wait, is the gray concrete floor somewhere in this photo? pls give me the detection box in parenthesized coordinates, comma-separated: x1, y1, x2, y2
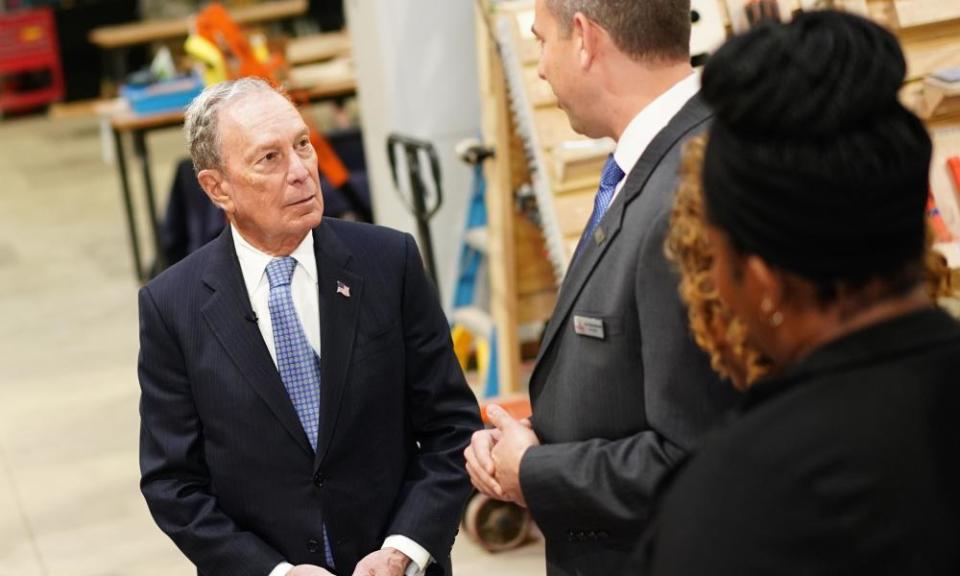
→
(0, 111, 544, 576)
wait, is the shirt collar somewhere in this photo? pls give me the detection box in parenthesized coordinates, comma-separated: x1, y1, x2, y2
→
(231, 225, 317, 296)
(613, 71, 701, 176)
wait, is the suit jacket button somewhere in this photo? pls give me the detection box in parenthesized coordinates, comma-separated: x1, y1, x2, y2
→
(566, 530, 576, 542)
(313, 472, 325, 487)
(587, 530, 597, 541)
(307, 538, 321, 553)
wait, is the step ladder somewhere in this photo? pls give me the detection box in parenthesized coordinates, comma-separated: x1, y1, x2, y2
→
(450, 138, 499, 398)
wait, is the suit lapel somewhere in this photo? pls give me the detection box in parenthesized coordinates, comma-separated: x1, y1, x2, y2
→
(312, 222, 363, 468)
(200, 228, 315, 457)
(532, 95, 713, 391)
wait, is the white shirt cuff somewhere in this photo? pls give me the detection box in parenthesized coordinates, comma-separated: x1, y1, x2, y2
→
(268, 562, 294, 576)
(382, 535, 432, 576)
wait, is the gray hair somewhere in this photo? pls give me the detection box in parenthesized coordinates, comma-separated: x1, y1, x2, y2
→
(183, 77, 278, 172)
(546, 0, 691, 62)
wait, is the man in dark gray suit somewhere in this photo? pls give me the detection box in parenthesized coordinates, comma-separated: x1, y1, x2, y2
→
(465, 1, 739, 574)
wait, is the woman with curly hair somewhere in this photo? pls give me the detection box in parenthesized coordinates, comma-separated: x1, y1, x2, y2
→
(630, 10, 960, 575)
(666, 135, 958, 390)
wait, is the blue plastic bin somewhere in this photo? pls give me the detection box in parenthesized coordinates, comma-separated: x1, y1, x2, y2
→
(121, 75, 203, 116)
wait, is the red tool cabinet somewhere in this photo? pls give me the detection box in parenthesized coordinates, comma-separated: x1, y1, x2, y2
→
(0, 8, 64, 114)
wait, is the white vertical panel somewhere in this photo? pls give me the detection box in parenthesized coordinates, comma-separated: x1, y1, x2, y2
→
(344, 0, 481, 311)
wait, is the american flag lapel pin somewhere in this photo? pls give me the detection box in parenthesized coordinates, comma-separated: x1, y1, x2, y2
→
(336, 280, 351, 298)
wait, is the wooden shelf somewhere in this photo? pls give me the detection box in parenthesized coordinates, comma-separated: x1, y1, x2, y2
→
(89, 0, 307, 49)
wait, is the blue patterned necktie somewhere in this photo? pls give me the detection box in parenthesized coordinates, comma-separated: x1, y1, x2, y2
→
(574, 154, 625, 261)
(266, 256, 322, 451)
(266, 256, 335, 568)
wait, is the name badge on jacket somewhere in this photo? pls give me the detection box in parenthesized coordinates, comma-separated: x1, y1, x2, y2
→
(573, 315, 605, 340)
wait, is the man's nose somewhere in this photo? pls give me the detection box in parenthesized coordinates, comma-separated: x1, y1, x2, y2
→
(287, 150, 311, 184)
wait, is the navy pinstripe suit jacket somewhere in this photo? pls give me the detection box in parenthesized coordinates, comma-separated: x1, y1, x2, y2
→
(138, 219, 481, 576)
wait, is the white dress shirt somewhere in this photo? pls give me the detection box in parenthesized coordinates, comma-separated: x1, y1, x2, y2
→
(231, 226, 431, 576)
(610, 71, 701, 202)
(233, 226, 321, 362)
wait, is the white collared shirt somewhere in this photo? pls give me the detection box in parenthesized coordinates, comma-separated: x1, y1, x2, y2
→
(610, 71, 701, 202)
(232, 225, 321, 363)
(231, 227, 431, 576)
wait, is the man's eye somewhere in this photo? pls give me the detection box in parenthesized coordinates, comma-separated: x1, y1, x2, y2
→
(262, 152, 277, 162)
(298, 138, 311, 149)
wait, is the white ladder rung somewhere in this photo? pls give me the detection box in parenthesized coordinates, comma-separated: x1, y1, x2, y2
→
(464, 227, 489, 254)
(451, 306, 494, 338)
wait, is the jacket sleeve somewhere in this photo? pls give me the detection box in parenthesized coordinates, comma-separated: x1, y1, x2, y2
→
(383, 234, 483, 572)
(138, 286, 284, 576)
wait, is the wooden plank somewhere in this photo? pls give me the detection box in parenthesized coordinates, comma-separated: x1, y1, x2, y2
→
(552, 192, 594, 237)
(554, 176, 604, 196)
(518, 289, 558, 324)
(47, 97, 114, 119)
(111, 108, 184, 132)
(296, 76, 357, 100)
(892, 0, 960, 29)
(517, 258, 556, 295)
(550, 142, 610, 185)
(533, 107, 585, 150)
(509, 7, 539, 65)
(523, 66, 556, 107)
(515, 217, 557, 296)
(90, 0, 307, 49)
(286, 31, 351, 65)
(478, 0, 522, 394)
(905, 77, 960, 121)
(896, 19, 960, 81)
(864, 0, 899, 28)
(834, 0, 871, 17)
(287, 59, 355, 89)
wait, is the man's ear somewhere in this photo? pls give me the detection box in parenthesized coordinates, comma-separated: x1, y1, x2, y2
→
(197, 168, 233, 215)
(571, 12, 597, 70)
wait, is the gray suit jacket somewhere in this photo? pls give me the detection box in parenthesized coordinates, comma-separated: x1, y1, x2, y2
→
(518, 94, 740, 576)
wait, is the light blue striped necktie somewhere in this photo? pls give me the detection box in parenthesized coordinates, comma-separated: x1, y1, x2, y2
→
(573, 154, 625, 261)
(266, 256, 335, 569)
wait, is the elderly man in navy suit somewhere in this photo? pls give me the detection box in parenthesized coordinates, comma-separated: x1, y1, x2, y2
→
(138, 77, 481, 576)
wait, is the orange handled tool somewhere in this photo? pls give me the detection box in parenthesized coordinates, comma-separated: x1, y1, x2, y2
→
(927, 190, 954, 243)
(948, 156, 960, 193)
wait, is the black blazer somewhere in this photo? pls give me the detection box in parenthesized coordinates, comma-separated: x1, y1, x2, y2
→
(637, 308, 960, 575)
(518, 94, 740, 576)
(138, 219, 482, 576)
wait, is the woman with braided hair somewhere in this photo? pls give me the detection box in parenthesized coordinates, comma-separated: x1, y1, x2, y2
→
(629, 10, 960, 575)
(665, 134, 958, 390)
